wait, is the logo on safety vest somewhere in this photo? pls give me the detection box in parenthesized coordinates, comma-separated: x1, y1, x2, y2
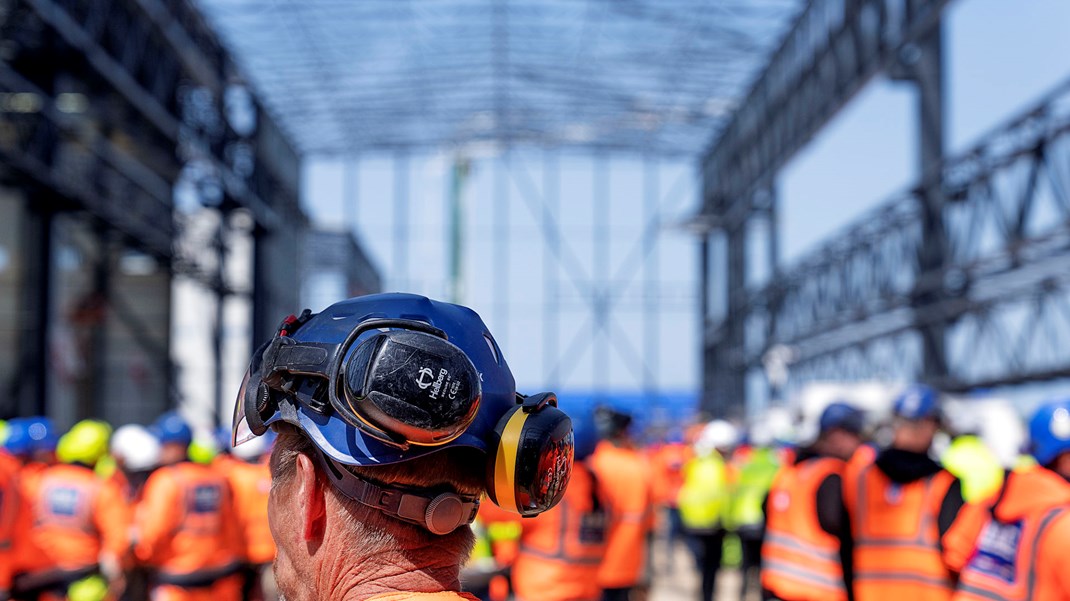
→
(772, 491, 790, 512)
(885, 484, 903, 505)
(969, 520, 1023, 584)
(190, 485, 222, 514)
(47, 487, 81, 517)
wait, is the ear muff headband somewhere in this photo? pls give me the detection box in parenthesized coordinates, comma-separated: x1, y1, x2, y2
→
(237, 315, 481, 449)
(492, 407, 529, 514)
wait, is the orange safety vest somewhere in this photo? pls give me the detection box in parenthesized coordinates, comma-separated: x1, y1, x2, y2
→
(588, 442, 653, 589)
(218, 457, 275, 565)
(950, 468, 1070, 601)
(32, 463, 131, 570)
(135, 461, 242, 582)
(761, 456, 847, 601)
(651, 443, 690, 508)
(512, 464, 607, 601)
(843, 461, 956, 601)
(0, 456, 19, 593)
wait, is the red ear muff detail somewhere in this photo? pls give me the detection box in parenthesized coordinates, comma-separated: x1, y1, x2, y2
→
(486, 393, 574, 517)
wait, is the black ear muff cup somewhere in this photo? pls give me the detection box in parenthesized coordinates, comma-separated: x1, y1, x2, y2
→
(341, 330, 482, 446)
(486, 402, 574, 516)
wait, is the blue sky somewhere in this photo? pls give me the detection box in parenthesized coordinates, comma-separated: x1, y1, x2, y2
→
(302, 0, 1070, 406)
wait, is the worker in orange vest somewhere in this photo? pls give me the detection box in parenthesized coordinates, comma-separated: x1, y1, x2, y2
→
(589, 407, 652, 601)
(108, 424, 162, 504)
(21, 420, 130, 601)
(3, 417, 57, 495)
(944, 398, 1070, 601)
(135, 412, 242, 601)
(103, 425, 161, 601)
(650, 429, 690, 573)
(512, 409, 607, 601)
(0, 444, 22, 601)
(218, 431, 276, 601)
(761, 402, 866, 601)
(842, 385, 966, 601)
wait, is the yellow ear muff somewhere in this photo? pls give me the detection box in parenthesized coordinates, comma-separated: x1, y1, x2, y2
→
(491, 406, 529, 514)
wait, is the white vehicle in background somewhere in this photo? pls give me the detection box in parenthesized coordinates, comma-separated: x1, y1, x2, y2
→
(755, 381, 1026, 467)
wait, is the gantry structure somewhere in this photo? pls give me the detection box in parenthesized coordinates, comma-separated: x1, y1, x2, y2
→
(5, 0, 1063, 422)
(698, 0, 1070, 415)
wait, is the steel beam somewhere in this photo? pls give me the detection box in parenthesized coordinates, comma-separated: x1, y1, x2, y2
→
(739, 79, 1070, 395)
(701, 0, 952, 226)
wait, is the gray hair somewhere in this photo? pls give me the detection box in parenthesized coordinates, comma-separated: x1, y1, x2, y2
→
(268, 425, 481, 562)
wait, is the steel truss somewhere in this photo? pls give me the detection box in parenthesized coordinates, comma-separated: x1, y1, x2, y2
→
(701, 0, 950, 224)
(699, 0, 958, 414)
(194, 0, 800, 156)
(739, 80, 1070, 395)
(0, 0, 307, 417)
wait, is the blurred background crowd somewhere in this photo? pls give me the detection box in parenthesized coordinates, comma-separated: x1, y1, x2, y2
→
(1, 0, 1069, 599)
(0, 378, 1052, 601)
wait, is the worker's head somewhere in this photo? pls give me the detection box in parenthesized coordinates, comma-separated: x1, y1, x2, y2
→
(57, 419, 112, 467)
(891, 385, 942, 454)
(111, 424, 161, 473)
(571, 408, 599, 462)
(151, 411, 193, 466)
(231, 294, 573, 601)
(817, 402, 865, 461)
(694, 419, 739, 457)
(1029, 398, 1070, 480)
(594, 406, 633, 446)
(3, 416, 58, 465)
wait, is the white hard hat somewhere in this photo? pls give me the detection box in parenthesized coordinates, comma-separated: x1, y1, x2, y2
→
(749, 422, 775, 448)
(695, 420, 739, 455)
(111, 424, 161, 472)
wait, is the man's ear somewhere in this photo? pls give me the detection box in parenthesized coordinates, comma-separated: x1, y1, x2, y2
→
(294, 452, 327, 543)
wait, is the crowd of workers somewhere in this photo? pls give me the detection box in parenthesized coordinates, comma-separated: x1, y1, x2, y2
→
(0, 412, 274, 601)
(4, 387, 1070, 601)
(464, 385, 1070, 601)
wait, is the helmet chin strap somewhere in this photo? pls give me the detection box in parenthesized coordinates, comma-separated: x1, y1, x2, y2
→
(313, 450, 480, 536)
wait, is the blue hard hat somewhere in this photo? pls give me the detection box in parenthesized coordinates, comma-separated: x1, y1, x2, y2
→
(4, 417, 58, 456)
(151, 411, 193, 446)
(1029, 398, 1070, 466)
(215, 425, 230, 450)
(569, 408, 599, 461)
(893, 385, 941, 421)
(819, 402, 865, 435)
(234, 293, 522, 466)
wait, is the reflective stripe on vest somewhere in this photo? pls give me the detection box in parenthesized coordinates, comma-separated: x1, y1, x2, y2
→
(762, 557, 847, 592)
(955, 507, 1066, 601)
(851, 463, 953, 593)
(762, 458, 846, 600)
(764, 531, 841, 564)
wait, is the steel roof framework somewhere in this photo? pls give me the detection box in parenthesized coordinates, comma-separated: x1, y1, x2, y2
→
(195, 0, 800, 157)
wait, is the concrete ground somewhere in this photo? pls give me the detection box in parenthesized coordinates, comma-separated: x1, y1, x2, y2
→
(648, 535, 749, 601)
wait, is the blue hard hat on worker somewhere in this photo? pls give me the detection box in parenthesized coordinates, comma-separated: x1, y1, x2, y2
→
(570, 407, 599, 461)
(893, 384, 942, 421)
(3, 416, 59, 457)
(1029, 397, 1070, 467)
(819, 401, 865, 435)
(152, 411, 193, 446)
(232, 292, 574, 523)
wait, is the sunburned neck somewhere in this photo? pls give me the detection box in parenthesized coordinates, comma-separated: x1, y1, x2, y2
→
(318, 543, 461, 601)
